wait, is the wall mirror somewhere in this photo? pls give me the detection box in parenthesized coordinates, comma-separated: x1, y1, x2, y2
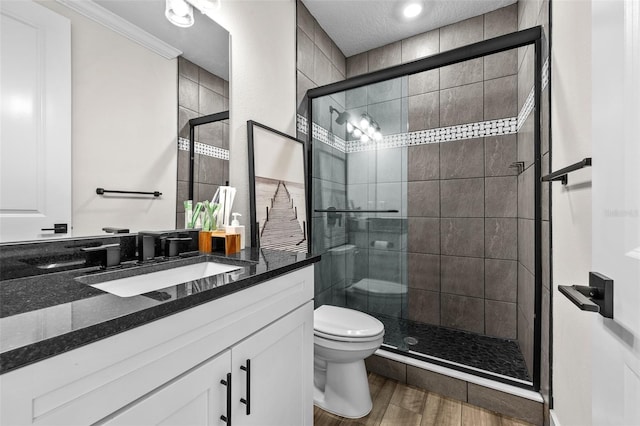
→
(0, 0, 229, 243)
(247, 121, 309, 253)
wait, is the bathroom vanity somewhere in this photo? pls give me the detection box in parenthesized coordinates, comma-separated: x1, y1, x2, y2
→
(0, 238, 317, 425)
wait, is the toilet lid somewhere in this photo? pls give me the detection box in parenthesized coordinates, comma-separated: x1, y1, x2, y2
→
(314, 305, 384, 339)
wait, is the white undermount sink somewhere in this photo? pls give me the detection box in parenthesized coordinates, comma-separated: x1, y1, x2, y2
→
(87, 262, 241, 298)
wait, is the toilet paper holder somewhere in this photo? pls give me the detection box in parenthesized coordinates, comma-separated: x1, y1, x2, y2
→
(558, 272, 614, 318)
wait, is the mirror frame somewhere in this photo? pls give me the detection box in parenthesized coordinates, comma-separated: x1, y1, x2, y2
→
(188, 110, 230, 200)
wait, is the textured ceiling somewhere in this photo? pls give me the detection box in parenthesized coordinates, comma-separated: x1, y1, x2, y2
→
(301, 0, 518, 57)
(95, 0, 229, 79)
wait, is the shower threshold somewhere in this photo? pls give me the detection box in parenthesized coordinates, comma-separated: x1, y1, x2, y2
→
(371, 314, 532, 385)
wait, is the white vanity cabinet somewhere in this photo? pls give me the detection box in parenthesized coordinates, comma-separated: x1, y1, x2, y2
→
(103, 350, 232, 426)
(231, 303, 311, 426)
(0, 265, 314, 426)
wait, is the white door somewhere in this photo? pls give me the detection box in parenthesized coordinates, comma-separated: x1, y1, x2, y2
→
(231, 302, 313, 426)
(591, 0, 640, 424)
(0, 0, 71, 242)
(103, 350, 232, 425)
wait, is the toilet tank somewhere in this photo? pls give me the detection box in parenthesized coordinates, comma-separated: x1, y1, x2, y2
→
(328, 244, 356, 286)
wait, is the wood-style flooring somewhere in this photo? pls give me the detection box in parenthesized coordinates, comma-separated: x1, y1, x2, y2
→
(314, 373, 533, 426)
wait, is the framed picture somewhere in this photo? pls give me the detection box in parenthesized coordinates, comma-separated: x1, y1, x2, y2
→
(247, 120, 309, 253)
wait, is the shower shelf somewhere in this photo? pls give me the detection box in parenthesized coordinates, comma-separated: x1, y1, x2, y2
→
(541, 157, 592, 185)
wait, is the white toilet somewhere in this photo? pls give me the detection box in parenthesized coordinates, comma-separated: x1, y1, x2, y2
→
(313, 305, 385, 418)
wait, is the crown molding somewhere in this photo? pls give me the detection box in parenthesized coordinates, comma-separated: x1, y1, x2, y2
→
(55, 0, 182, 59)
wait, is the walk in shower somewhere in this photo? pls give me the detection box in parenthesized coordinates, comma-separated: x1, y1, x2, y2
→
(307, 28, 544, 390)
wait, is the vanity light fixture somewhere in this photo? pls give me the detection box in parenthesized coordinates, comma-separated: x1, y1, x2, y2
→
(352, 113, 382, 143)
(165, 0, 194, 28)
(403, 2, 423, 19)
(165, 0, 221, 28)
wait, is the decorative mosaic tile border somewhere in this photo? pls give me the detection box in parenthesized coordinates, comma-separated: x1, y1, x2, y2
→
(349, 117, 518, 152)
(178, 137, 229, 160)
(518, 90, 535, 131)
(542, 57, 550, 89)
(296, 114, 308, 135)
(518, 57, 550, 131)
(297, 56, 550, 153)
(311, 122, 346, 152)
(299, 116, 518, 153)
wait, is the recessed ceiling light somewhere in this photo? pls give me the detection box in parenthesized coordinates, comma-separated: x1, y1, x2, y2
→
(403, 3, 423, 19)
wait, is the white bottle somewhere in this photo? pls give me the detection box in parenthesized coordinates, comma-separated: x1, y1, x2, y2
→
(226, 212, 245, 248)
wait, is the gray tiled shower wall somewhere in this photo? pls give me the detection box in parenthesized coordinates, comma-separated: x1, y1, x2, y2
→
(296, 0, 347, 118)
(405, 135, 520, 338)
(341, 5, 523, 339)
(176, 57, 229, 228)
(302, 2, 528, 320)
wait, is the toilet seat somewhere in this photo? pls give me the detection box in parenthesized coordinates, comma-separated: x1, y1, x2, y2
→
(314, 305, 384, 341)
(314, 329, 384, 343)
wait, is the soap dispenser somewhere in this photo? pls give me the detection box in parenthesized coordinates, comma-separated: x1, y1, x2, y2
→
(227, 212, 245, 248)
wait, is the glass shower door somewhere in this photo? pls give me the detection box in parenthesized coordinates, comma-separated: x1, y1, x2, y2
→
(311, 77, 409, 349)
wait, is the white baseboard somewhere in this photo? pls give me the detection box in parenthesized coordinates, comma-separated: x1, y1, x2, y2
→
(550, 409, 561, 426)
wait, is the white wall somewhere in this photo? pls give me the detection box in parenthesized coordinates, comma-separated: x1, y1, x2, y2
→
(210, 0, 297, 237)
(37, 0, 298, 239)
(550, 1, 593, 425)
(39, 1, 178, 236)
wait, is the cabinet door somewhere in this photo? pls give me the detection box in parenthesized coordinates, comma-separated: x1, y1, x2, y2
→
(232, 302, 313, 426)
(103, 350, 231, 426)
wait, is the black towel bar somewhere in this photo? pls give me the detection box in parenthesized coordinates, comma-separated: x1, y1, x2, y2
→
(541, 157, 592, 185)
(96, 188, 162, 197)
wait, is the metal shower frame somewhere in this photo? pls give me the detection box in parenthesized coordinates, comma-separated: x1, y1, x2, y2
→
(305, 26, 544, 391)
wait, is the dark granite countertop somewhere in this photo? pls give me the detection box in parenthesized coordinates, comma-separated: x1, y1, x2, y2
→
(0, 242, 319, 375)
